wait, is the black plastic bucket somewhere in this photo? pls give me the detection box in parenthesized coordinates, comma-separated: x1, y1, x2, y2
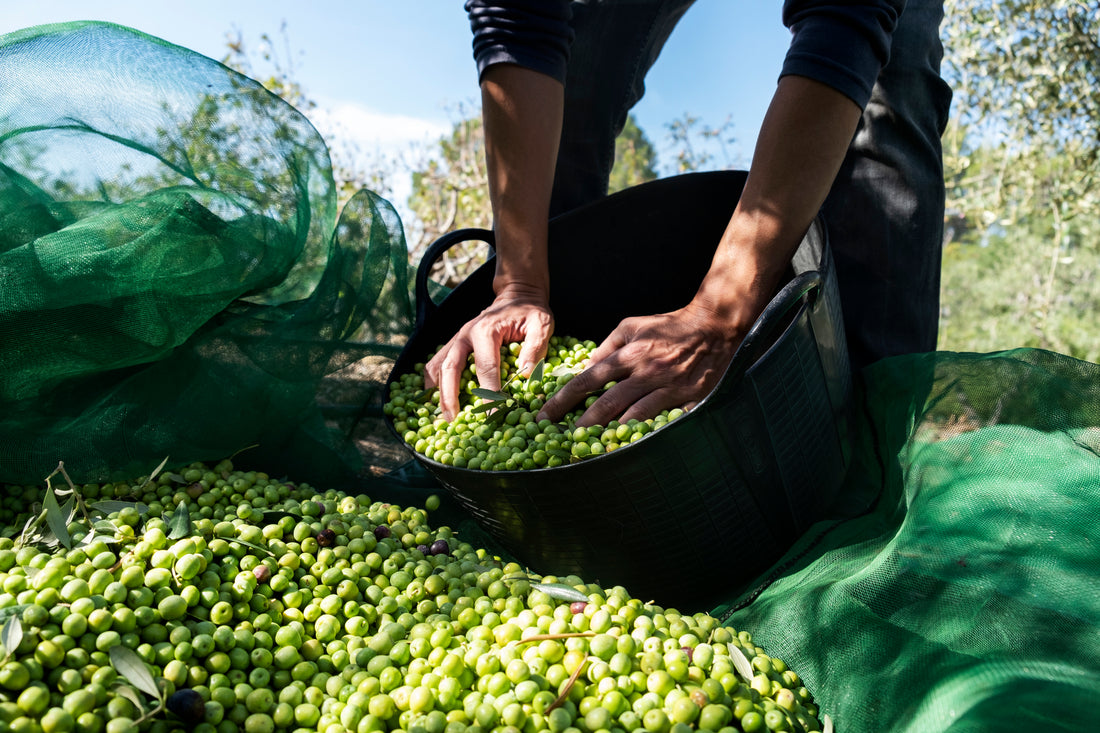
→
(386, 170, 853, 609)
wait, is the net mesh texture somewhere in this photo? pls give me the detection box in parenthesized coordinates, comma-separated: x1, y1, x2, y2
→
(2, 21, 1099, 733)
(0, 21, 416, 488)
(716, 349, 1100, 731)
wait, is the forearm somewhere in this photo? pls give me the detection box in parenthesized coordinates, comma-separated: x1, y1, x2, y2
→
(480, 64, 564, 302)
(694, 75, 862, 333)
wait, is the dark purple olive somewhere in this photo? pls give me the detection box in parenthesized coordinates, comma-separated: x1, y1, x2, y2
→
(374, 525, 391, 540)
(317, 528, 336, 547)
(570, 601, 587, 614)
(429, 539, 450, 556)
(167, 689, 205, 724)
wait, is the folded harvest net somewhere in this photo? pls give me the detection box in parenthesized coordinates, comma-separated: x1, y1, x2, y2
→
(2, 20, 1099, 733)
(0, 21, 417, 488)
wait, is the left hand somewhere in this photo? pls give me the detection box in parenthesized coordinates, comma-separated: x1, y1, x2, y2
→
(538, 301, 746, 427)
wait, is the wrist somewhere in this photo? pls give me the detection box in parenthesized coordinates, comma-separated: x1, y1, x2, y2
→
(491, 223, 550, 303)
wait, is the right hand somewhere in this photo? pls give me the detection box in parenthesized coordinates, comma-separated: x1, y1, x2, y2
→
(424, 286, 554, 421)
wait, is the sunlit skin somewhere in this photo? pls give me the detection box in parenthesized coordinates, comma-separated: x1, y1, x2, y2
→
(426, 65, 860, 427)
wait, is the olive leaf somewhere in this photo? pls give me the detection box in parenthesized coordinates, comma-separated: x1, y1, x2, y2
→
(548, 363, 581, 378)
(727, 642, 755, 682)
(76, 521, 122, 547)
(18, 508, 45, 546)
(484, 406, 515, 428)
(110, 645, 163, 701)
(114, 684, 149, 715)
(471, 400, 506, 415)
(261, 510, 301, 524)
(166, 503, 191, 540)
(41, 485, 72, 550)
(531, 582, 589, 604)
(0, 605, 29, 626)
(89, 500, 150, 515)
(529, 358, 545, 384)
(229, 538, 274, 558)
(228, 444, 260, 462)
(472, 388, 510, 402)
(136, 456, 171, 492)
(823, 714, 833, 733)
(1, 616, 22, 662)
(59, 493, 77, 528)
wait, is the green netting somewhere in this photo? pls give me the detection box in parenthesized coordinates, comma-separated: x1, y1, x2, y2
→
(714, 348, 1100, 731)
(3, 20, 1100, 733)
(0, 21, 417, 487)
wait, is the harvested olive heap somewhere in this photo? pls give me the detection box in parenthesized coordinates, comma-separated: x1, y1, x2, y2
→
(0, 460, 829, 733)
(386, 337, 685, 470)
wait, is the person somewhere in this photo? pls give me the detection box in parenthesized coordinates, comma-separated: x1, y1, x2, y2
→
(426, 0, 952, 428)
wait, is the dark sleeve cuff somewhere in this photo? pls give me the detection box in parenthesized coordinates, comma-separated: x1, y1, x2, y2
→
(780, 1, 904, 109)
(466, 0, 574, 84)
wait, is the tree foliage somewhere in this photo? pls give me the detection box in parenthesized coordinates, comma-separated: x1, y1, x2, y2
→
(940, 0, 1100, 357)
(664, 113, 738, 174)
(406, 112, 661, 287)
(405, 113, 492, 287)
(220, 25, 385, 208)
(608, 114, 658, 193)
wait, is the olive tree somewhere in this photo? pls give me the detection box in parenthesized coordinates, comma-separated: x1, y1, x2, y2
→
(405, 111, 662, 287)
(941, 0, 1100, 350)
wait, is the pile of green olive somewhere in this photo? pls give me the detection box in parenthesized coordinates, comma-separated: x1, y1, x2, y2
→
(386, 337, 685, 471)
(0, 459, 829, 733)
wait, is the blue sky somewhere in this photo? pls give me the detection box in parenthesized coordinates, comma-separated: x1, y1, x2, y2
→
(5, 2, 791, 205)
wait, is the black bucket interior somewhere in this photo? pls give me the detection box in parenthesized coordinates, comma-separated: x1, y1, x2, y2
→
(386, 171, 853, 609)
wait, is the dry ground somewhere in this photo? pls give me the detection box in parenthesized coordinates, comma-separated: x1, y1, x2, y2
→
(316, 356, 410, 477)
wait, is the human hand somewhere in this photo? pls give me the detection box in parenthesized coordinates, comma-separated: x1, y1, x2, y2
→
(424, 287, 554, 421)
(538, 301, 746, 427)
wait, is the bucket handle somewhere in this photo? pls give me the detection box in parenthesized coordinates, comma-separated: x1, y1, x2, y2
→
(712, 270, 823, 399)
(413, 228, 495, 329)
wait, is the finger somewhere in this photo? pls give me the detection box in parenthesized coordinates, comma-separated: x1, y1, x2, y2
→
(435, 343, 472, 421)
(538, 360, 618, 422)
(423, 339, 450, 390)
(516, 314, 553, 376)
(574, 390, 631, 428)
(586, 325, 630, 366)
(617, 384, 697, 426)
(470, 328, 504, 393)
(575, 376, 663, 427)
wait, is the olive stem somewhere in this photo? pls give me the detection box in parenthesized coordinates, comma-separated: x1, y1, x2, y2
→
(545, 654, 589, 713)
